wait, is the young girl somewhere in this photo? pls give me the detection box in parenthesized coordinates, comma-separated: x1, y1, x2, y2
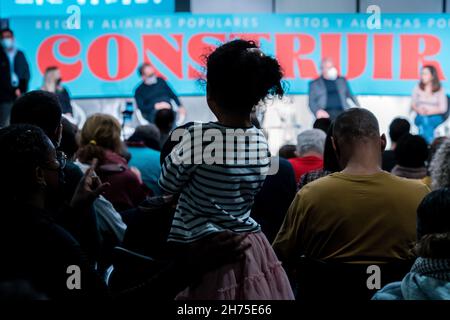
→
(159, 39, 294, 299)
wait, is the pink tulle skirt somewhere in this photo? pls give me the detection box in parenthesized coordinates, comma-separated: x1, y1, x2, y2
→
(176, 232, 295, 300)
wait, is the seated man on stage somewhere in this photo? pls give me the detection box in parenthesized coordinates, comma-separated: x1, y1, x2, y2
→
(308, 58, 359, 120)
(134, 63, 186, 124)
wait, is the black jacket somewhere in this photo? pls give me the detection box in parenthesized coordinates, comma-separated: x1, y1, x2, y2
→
(0, 49, 30, 102)
(0, 205, 107, 300)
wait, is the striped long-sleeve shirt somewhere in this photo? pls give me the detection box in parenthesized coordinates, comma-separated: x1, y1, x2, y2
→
(159, 122, 271, 243)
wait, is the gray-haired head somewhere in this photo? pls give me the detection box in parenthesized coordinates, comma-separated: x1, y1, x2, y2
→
(430, 139, 450, 190)
(296, 129, 326, 157)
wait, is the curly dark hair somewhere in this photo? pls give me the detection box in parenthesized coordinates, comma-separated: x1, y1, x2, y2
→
(205, 39, 284, 115)
(395, 134, 429, 168)
(0, 124, 53, 203)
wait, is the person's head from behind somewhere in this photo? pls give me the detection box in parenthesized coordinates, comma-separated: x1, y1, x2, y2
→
(415, 188, 450, 259)
(138, 63, 156, 82)
(0, 124, 62, 207)
(10, 90, 63, 147)
(77, 113, 122, 165)
(332, 108, 386, 169)
(430, 139, 450, 190)
(154, 109, 175, 134)
(296, 129, 326, 158)
(420, 65, 441, 92)
(389, 118, 410, 148)
(127, 124, 161, 151)
(205, 39, 283, 125)
(395, 134, 428, 169)
(320, 57, 338, 80)
(278, 144, 296, 159)
(60, 117, 79, 160)
(313, 118, 332, 134)
(0, 28, 15, 50)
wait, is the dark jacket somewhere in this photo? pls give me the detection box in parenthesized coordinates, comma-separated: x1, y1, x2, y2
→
(0, 205, 107, 300)
(134, 77, 181, 122)
(251, 157, 297, 243)
(308, 76, 359, 115)
(0, 49, 30, 102)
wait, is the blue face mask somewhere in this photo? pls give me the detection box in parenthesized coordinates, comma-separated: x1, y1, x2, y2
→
(1, 38, 14, 50)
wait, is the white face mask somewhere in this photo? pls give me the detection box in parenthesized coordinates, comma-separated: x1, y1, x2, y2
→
(144, 75, 157, 85)
(325, 67, 338, 80)
(1, 38, 14, 50)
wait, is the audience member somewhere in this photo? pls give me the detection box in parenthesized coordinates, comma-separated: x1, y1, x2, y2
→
(60, 117, 79, 160)
(373, 188, 450, 300)
(422, 136, 448, 187)
(391, 134, 429, 179)
(0, 124, 107, 299)
(278, 144, 297, 159)
(313, 117, 332, 134)
(297, 124, 341, 190)
(430, 138, 450, 189)
(77, 113, 150, 212)
(126, 125, 162, 195)
(382, 118, 410, 172)
(288, 129, 326, 182)
(127, 124, 161, 151)
(252, 156, 297, 243)
(59, 117, 127, 270)
(274, 109, 430, 273)
(10, 91, 100, 261)
(154, 108, 176, 147)
(159, 40, 294, 299)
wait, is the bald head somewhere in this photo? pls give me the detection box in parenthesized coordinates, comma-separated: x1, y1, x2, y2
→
(332, 108, 385, 171)
(333, 108, 380, 145)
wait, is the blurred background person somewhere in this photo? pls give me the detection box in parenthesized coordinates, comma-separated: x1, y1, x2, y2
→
(411, 65, 448, 144)
(373, 188, 450, 300)
(0, 28, 30, 127)
(430, 138, 450, 190)
(126, 125, 162, 196)
(134, 63, 186, 125)
(312, 117, 332, 134)
(278, 144, 297, 160)
(77, 113, 150, 212)
(297, 124, 341, 190)
(288, 129, 326, 182)
(382, 118, 411, 172)
(41, 66, 73, 118)
(154, 108, 176, 147)
(391, 134, 429, 180)
(308, 58, 359, 120)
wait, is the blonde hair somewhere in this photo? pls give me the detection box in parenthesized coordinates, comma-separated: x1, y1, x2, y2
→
(77, 113, 122, 164)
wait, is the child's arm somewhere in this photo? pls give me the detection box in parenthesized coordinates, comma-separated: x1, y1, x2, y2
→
(158, 129, 196, 194)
